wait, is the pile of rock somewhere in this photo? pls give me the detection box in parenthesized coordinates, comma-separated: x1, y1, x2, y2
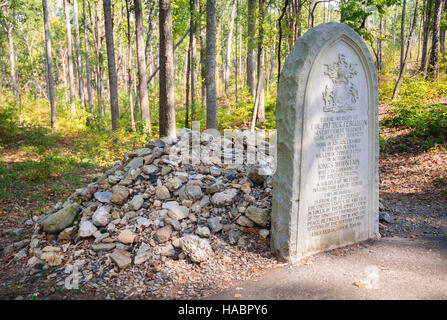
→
(11, 129, 277, 298)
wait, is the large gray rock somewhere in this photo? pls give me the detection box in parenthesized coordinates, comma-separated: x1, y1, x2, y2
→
(39, 200, 80, 234)
(125, 157, 144, 170)
(128, 195, 144, 211)
(185, 185, 203, 201)
(211, 189, 238, 207)
(246, 161, 272, 185)
(167, 205, 189, 220)
(94, 191, 112, 203)
(155, 186, 171, 200)
(110, 185, 130, 205)
(196, 226, 211, 238)
(245, 206, 270, 228)
(165, 177, 183, 191)
(154, 225, 173, 243)
(142, 164, 158, 175)
(179, 234, 213, 263)
(207, 217, 222, 233)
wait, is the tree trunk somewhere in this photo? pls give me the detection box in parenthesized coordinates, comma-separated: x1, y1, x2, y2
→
(400, 0, 407, 70)
(135, 0, 152, 133)
(247, 0, 256, 98)
(377, 16, 383, 73)
(392, 6, 398, 48)
(145, 0, 155, 91)
(82, 0, 93, 111)
(90, 0, 104, 116)
(224, 0, 237, 94)
(185, 45, 191, 128)
(256, 0, 265, 123)
(42, 0, 57, 127)
(159, 0, 176, 138)
(103, 0, 120, 131)
(235, 0, 239, 103)
(25, 33, 38, 100)
(427, 0, 445, 79)
(392, 0, 421, 100)
(2, 2, 20, 106)
(125, 1, 136, 132)
(190, 0, 198, 121)
(64, 0, 76, 114)
(420, 0, 434, 73)
(206, 0, 217, 130)
(200, 2, 206, 110)
(73, 0, 85, 107)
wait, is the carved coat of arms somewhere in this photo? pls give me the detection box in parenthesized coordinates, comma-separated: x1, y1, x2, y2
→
(322, 54, 359, 113)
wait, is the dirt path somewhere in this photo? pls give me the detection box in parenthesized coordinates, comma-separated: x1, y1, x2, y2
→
(209, 236, 447, 300)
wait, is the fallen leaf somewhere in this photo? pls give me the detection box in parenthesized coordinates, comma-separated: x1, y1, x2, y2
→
(234, 293, 242, 298)
(353, 281, 366, 288)
(247, 227, 258, 234)
(410, 235, 417, 239)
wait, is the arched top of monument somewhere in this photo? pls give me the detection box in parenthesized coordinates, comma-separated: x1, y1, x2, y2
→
(278, 22, 377, 104)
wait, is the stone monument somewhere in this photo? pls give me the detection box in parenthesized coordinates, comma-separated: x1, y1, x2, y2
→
(271, 22, 379, 263)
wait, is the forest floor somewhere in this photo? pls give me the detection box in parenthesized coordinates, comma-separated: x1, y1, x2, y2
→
(0, 100, 446, 300)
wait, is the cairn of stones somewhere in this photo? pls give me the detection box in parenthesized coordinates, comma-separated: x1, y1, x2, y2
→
(28, 128, 276, 269)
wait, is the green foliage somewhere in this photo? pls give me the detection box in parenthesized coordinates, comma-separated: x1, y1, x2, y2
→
(381, 75, 447, 149)
(340, 0, 398, 43)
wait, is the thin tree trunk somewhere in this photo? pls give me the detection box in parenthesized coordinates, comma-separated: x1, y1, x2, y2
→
(2, 3, 20, 106)
(224, 0, 237, 94)
(73, 0, 85, 107)
(420, 0, 434, 73)
(190, 0, 197, 121)
(377, 16, 383, 73)
(392, 5, 398, 48)
(25, 33, 38, 100)
(42, 0, 57, 127)
(400, 0, 407, 70)
(145, 0, 155, 92)
(125, 0, 135, 132)
(417, 3, 424, 62)
(159, 0, 176, 138)
(200, 2, 206, 110)
(135, 0, 152, 133)
(64, 0, 76, 114)
(103, 0, 120, 131)
(235, 0, 239, 103)
(206, 0, 217, 130)
(90, 0, 104, 116)
(427, 0, 445, 79)
(256, 0, 265, 123)
(185, 45, 191, 128)
(247, 0, 256, 98)
(392, 0, 421, 100)
(83, 0, 93, 111)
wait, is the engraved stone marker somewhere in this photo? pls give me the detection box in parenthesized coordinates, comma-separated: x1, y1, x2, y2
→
(271, 23, 379, 262)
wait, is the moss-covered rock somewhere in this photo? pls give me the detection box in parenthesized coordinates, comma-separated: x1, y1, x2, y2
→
(39, 200, 81, 234)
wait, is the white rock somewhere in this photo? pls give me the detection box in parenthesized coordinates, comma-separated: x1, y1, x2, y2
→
(196, 226, 211, 238)
(179, 234, 213, 263)
(211, 189, 238, 207)
(168, 206, 189, 220)
(79, 220, 98, 238)
(92, 206, 111, 227)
